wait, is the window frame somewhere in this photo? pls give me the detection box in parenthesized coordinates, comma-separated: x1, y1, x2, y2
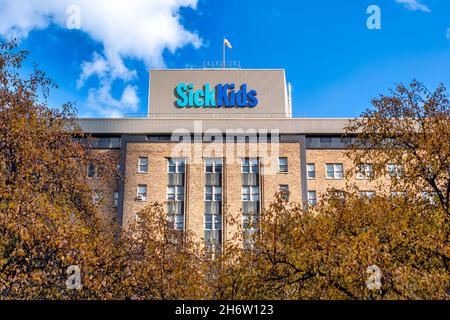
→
(307, 190, 317, 206)
(87, 163, 98, 179)
(242, 214, 260, 232)
(167, 214, 184, 230)
(241, 158, 259, 173)
(387, 163, 403, 179)
(325, 163, 344, 179)
(359, 190, 376, 198)
(167, 186, 184, 201)
(167, 158, 186, 173)
(205, 186, 222, 202)
(242, 186, 259, 202)
(279, 184, 289, 200)
(306, 163, 316, 179)
(113, 191, 119, 208)
(92, 191, 102, 204)
(138, 157, 149, 173)
(205, 158, 223, 173)
(356, 164, 373, 180)
(278, 157, 288, 173)
(137, 184, 148, 202)
(204, 214, 222, 230)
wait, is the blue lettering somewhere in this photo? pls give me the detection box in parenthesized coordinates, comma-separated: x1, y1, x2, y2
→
(236, 84, 247, 107)
(187, 84, 195, 107)
(176, 83, 188, 107)
(193, 90, 204, 107)
(175, 83, 258, 108)
(216, 84, 229, 107)
(227, 83, 236, 107)
(247, 90, 258, 108)
(203, 84, 216, 107)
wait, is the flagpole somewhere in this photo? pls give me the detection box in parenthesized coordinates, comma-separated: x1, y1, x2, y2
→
(222, 36, 225, 68)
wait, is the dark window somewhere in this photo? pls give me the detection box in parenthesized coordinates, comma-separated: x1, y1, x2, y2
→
(279, 157, 288, 173)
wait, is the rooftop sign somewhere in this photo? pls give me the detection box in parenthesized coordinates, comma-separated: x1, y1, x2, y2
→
(175, 83, 258, 108)
(149, 69, 291, 118)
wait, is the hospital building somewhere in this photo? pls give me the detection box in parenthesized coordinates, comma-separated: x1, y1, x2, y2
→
(77, 69, 380, 247)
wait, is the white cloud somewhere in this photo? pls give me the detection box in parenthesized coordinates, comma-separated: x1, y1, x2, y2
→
(0, 0, 202, 117)
(395, 0, 431, 13)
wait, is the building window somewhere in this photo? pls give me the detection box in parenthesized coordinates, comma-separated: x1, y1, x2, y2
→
(422, 192, 438, 206)
(205, 214, 222, 230)
(205, 186, 222, 201)
(241, 158, 259, 173)
(135, 212, 143, 224)
(168, 158, 185, 173)
(87, 163, 98, 178)
(243, 214, 259, 249)
(356, 164, 373, 180)
(326, 163, 344, 179)
(113, 191, 119, 207)
(136, 185, 147, 201)
(307, 191, 317, 206)
(242, 186, 259, 201)
(307, 163, 316, 179)
(279, 184, 289, 200)
(167, 186, 184, 201)
(205, 158, 222, 173)
(359, 191, 375, 198)
(243, 215, 259, 231)
(391, 191, 406, 198)
(387, 164, 403, 178)
(92, 191, 102, 204)
(138, 157, 148, 173)
(278, 157, 288, 173)
(167, 214, 184, 230)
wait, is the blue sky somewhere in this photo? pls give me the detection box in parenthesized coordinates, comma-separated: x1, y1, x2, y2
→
(0, 0, 449, 118)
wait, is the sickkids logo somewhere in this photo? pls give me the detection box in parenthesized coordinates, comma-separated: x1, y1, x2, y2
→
(175, 83, 258, 108)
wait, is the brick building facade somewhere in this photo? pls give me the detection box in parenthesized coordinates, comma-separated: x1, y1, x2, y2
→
(78, 69, 383, 247)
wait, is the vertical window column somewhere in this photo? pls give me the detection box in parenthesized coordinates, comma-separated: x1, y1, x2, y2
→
(204, 158, 223, 253)
(241, 158, 260, 249)
(167, 158, 185, 230)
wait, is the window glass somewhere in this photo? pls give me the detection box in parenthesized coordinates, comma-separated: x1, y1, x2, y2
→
(242, 186, 250, 201)
(307, 163, 316, 179)
(113, 191, 119, 207)
(137, 185, 147, 201)
(308, 191, 317, 206)
(279, 157, 288, 173)
(138, 157, 148, 173)
(87, 163, 97, 178)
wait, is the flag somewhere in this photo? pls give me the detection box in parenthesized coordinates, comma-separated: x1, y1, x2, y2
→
(224, 38, 232, 49)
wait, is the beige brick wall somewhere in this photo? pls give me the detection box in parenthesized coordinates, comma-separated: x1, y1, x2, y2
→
(89, 145, 394, 245)
(305, 149, 387, 202)
(87, 149, 120, 224)
(261, 143, 301, 209)
(121, 142, 303, 244)
(122, 143, 171, 228)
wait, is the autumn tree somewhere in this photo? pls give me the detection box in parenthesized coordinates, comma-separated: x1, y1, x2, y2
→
(118, 202, 213, 299)
(0, 41, 120, 299)
(346, 80, 449, 215)
(212, 81, 450, 300)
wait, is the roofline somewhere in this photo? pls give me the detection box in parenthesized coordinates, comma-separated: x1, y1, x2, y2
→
(149, 68, 286, 71)
(77, 117, 357, 121)
(75, 118, 356, 135)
